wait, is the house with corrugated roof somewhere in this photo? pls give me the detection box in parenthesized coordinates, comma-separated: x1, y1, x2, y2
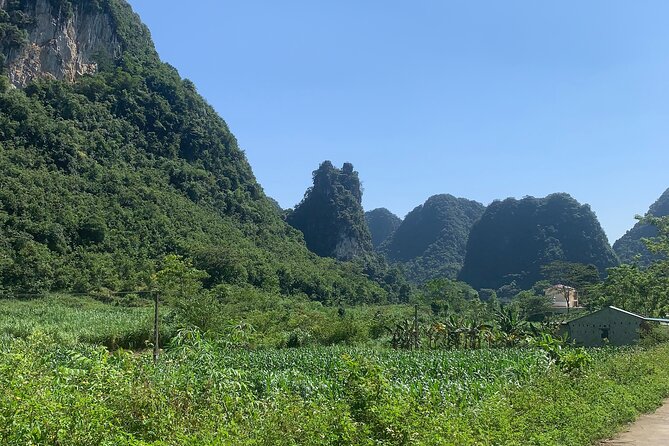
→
(561, 306, 669, 347)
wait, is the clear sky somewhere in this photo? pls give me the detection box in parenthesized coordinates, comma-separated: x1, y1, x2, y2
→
(127, 0, 669, 243)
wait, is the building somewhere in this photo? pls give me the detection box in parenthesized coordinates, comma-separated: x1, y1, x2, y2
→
(561, 306, 669, 347)
(545, 284, 579, 311)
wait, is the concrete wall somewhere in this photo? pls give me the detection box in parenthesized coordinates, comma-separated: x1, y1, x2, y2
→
(566, 307, 643, 347)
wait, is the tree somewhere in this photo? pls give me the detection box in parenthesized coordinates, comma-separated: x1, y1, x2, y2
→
(541, 261, 601, 309)
(590, 216, 669, 317)
(155, 255, 224, 332)
(513, 290, 553, 321)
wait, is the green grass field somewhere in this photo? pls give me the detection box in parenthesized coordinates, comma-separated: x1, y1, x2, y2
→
(0, 295, 173, 349)
(1, 297, 669, 445)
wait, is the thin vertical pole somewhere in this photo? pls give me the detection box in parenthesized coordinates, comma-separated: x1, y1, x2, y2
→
(153, 291, 160, 364)
(414, 304, 419, 350)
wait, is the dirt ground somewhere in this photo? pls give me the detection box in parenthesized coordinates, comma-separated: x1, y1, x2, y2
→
(600, 399, 669, 445)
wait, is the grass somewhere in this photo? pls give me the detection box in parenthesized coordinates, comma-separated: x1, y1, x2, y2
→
(2, 297, 669, 445)
(0, 295, 174, 349)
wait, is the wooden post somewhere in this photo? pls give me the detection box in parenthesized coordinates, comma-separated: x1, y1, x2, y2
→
(413, 304, 419, 350)
(153, 291, 160, 364)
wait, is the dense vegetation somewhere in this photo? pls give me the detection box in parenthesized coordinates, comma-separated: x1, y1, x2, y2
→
(365, 208, 401, 249)
(0, 0, 397, 303)
(459, 193, 619, 290)
(590, 215, 669, 317)
(287, 161, 373, 260)
(380, 195, 485, 283)
(3, 309, 669, 445)
(614, 188, 669, 266)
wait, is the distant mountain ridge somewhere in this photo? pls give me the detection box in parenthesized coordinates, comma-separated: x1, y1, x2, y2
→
(365, 208, 401, 249)
(614, 188, 669, 265)
(459, 193, 619, 290)
(379, 194, 486, 283)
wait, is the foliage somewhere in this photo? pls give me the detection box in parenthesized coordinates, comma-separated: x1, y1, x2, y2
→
(590, 216, 669, 316)
(531, 333, 592, 374)
(614, 188, 669, 266)
(3, 328, 669, 445)
(365, 207, 402, 249)
(380, 194, 485, 283)
(512, 290, 553, 321)
(0, 2, 396, 304)
(459, 193, 619, 290)
(541, 260, 601, 290)
(287, 161, 373, 260)
(0, 295, 175, 349)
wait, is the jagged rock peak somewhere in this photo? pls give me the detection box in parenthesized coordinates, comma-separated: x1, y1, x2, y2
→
(287, 161, 372, 261)
(1, 0, 152, 87)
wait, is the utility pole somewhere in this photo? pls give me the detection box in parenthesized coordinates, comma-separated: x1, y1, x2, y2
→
(413, 304, 419, 350)
(153, 290, 160, 364)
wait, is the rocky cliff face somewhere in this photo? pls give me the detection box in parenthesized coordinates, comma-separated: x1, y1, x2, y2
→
(287, 161, 373, 261)
(1, 0, 122, 87)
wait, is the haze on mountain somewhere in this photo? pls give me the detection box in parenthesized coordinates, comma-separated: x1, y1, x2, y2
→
(614, 188, 669, 266)
(378, 195, 485, 284)
(365, 208, 401, 249)
(458, 193, 619, 290)
(0, 0, 395, 303)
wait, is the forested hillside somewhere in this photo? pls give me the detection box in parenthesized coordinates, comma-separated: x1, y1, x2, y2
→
(0, 0, 392, 303)
(459, 193, 618, 290)
(380, 195, 485, 283)
(287, 161, 373, 261)
(614, 188, 669, 266)
(365, 208, 401, 248)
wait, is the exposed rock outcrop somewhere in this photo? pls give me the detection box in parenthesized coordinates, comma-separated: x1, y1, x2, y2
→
(1, 0, 122, 87)
(287, 161, 373, 261)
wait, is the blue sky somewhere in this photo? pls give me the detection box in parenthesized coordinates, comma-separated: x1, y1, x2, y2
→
(127, 0, 669, 242)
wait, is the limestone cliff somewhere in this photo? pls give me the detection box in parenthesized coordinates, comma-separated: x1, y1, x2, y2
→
(1, 0, 126, 87)
(287, 161, 373, 261)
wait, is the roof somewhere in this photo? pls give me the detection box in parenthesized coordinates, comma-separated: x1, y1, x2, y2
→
(566, 306, 669, 324)
(645, 317, 669, 323)
(609, 306, 645, 319)
(545, 284, 576, 292)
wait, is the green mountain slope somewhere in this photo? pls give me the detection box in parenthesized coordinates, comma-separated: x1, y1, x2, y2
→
(613, 188, 669, 266)
(458, 193, 619, 290)
(380, 194, 485, 283)
(0, 0, 389, 302)
(365, 208, 401, 249)
(286, 161, 373, 260)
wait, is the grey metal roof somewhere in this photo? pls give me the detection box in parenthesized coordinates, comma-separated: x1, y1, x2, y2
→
(609, 306, 645, 319)
(644, 317, 669, 323)
(566, 306, 669, 324)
